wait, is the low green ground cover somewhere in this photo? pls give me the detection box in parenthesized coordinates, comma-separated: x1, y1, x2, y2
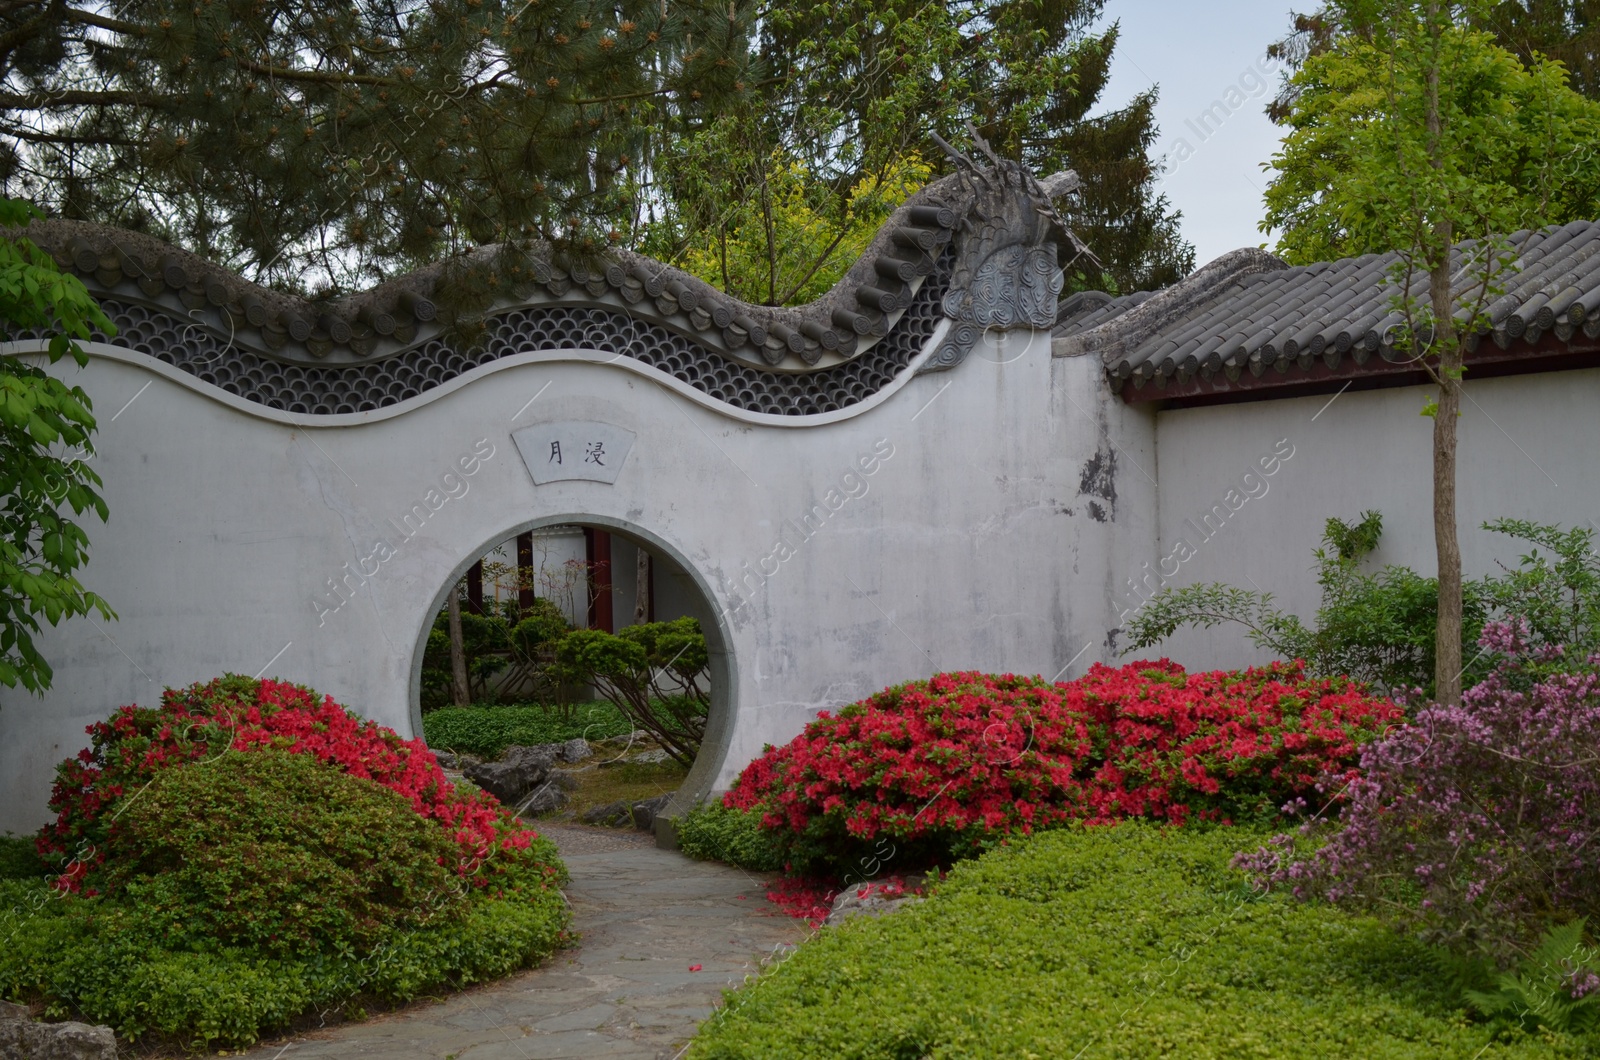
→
(689, 824, 1595, 1058)
(421, 701, 636, 757)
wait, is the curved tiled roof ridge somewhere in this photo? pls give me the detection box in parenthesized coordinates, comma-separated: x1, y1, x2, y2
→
(18, 173, 976, 375)
(58, 248, 953, 419)
(1059, 221, 1600, 401)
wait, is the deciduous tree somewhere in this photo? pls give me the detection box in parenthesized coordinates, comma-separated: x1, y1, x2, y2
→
(1261, 2, 1600, 702)
(0, 197, 114, 699)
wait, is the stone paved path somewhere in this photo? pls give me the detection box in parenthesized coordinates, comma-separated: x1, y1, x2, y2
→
(241, 825, 808, 1060)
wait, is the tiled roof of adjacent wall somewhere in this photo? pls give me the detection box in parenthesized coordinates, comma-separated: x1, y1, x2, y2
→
(1055, 221, 1600, 404)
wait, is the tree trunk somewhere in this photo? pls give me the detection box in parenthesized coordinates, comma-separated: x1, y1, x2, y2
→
(1432, 319, 1464, 704)
(1425, 2, 1463, 704)
(448, 584, 471, 707)
(635, 548, 651, 625)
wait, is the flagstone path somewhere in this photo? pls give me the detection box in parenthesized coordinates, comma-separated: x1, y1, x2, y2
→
(240, 825, 808, 1060)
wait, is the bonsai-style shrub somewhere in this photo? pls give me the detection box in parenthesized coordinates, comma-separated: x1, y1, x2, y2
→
(1238, 620, 1600, 964)
(552, 616, 710, 766)
(723, 662, 1399, 876)
(421, 596, 574, 708)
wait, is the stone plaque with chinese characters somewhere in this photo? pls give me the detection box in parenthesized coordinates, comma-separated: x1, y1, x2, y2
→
(511, 421, 636, 485)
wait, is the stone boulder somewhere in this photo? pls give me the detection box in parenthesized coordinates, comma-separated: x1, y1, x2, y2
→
(580, 800, 632, 827)
(580, 792, 676, 830)
(518, 783, 569, 816)
(0, 1001, 119, 1060)
(822, 877, 927, 928)
(630, 793, 674, 832)
(559, 737, 591, 763)
(462, 744, 558, 805)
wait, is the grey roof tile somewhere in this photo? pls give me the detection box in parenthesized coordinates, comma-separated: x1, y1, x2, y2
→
(1059, 222, 1600, 398)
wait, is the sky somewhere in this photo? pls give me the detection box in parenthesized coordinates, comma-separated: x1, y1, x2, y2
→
(1092, 1, 1299, 267)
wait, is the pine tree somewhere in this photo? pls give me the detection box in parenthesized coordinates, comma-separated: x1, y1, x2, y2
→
(644, 0, 1193, 302)
(0, 0, 757, 295)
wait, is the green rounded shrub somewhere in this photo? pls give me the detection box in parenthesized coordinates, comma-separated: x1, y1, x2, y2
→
(99, 750, 466, 956)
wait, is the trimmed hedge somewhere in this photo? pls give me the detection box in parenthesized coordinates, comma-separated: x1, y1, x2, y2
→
(688, 824, 1596, 1058)
(676, 803, 784, 873)
(422, 702, 635, 758)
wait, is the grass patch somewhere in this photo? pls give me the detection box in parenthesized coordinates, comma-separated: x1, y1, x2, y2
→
(422, 702, 635, 757)
(687, 822, 1596, 1058)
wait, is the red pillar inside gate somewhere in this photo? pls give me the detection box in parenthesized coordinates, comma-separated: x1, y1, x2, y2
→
(516, 532, 535, 614)
(585, 528, 613, 633)
(466, 559, 484, 615)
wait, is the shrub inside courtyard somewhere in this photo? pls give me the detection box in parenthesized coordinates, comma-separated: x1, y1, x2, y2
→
(0, 675, 571, 1049)
(687, 823, 1597, 1058)
(422, 700, 637, 758)
(719, 662, 1399, 876)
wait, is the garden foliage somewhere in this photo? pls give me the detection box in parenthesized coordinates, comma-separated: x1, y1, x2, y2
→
(675, 802, 784, 873)
(1454, 919, 1600, 1036)
(1238, 620, 1600, 964)
(97, 750, 466, 956)
(723, 662, 1399, 875)
(1125, 514, 1600, 696)
(1263, 12, 1600, 265)
(688, 824, 1589, 1058)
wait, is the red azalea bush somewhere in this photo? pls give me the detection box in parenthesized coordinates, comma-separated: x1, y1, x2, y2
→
(41, 673, 553, 896)
(727, 662, 1400, 876)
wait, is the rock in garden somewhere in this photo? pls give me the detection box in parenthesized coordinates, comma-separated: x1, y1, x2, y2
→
(433, 750, 459, 770)
(630, 793, 675, 831)
(0, 1001, 119, 1060)
(823, 877, 926, 928)
(559, 737, 591, 762)
(627, 748, 670, 766)
(581, 799, 632, 827)
(463, 744, 557, 804)
(516, 783, 569, 816)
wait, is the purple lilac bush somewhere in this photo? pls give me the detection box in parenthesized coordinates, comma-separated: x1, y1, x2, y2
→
(1236, 620, 1600, 963)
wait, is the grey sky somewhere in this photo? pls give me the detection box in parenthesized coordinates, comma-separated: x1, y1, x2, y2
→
(1094, 1, 1297, 268)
